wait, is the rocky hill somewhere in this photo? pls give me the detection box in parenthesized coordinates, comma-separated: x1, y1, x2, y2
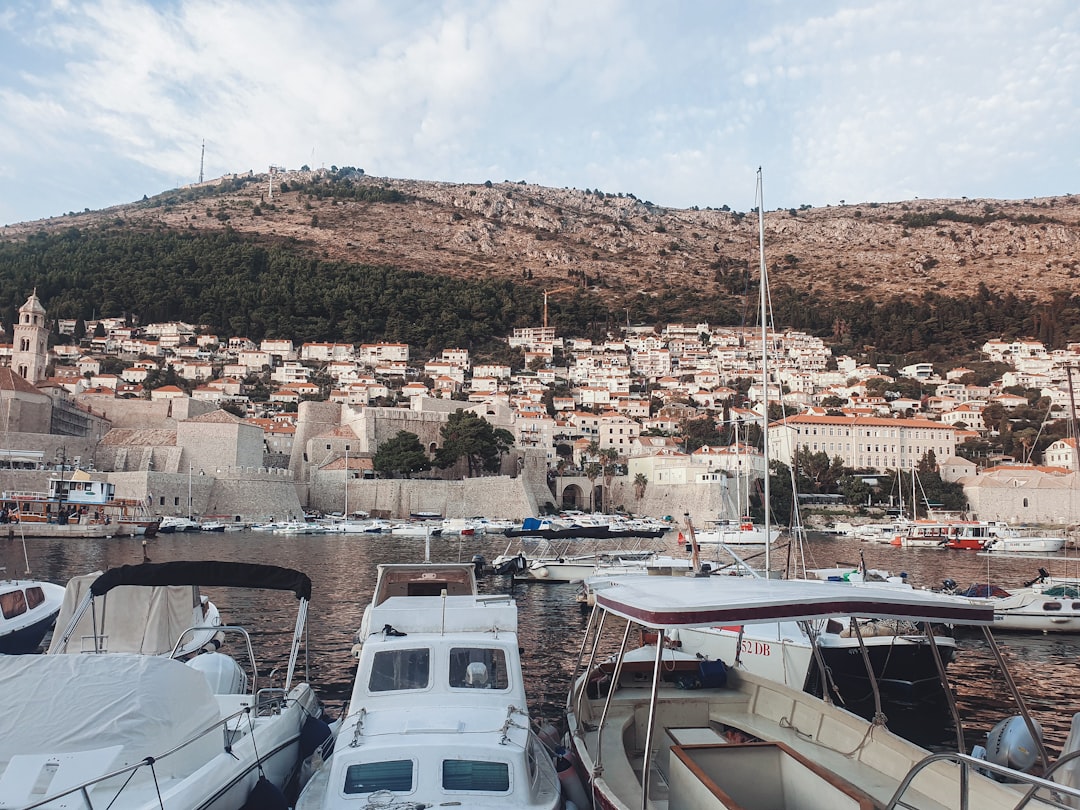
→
(5, 170, 1079, 311)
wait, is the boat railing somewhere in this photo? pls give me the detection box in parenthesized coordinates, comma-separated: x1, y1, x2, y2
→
(18, 693, 298, 810)
(886, 749, 1080, 810)
(171, 624, 260, 693)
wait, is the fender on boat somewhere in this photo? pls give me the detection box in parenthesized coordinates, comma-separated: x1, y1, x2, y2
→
(241, 776, 288, 810)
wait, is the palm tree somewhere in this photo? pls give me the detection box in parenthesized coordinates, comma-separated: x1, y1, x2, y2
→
(633, 472, 648, 501)
(584, 462, 602, 512)
(599, 447, 620, 513)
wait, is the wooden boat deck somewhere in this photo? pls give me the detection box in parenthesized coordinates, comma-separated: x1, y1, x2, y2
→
(577, 676, 1045, 810)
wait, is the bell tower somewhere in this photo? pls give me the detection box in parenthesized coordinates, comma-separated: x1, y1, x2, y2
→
(12, 289, 48, 383)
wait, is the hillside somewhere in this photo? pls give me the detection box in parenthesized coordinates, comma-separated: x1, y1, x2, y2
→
(2, 169, 1080, 357)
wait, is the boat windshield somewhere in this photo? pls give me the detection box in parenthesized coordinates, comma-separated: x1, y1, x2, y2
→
(368, 648, 430, 692)
(344, 759, 414, 794)
(449, 647, 509, 690)
(442, 759, 510, 792)
(1, 589, 27, 619)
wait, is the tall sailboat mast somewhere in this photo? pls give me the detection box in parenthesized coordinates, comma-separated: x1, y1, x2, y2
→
(756, 168, 771, 575)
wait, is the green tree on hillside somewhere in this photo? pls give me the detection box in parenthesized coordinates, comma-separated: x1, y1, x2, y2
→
(434, 410, 514, 477)
(374, 431, 432, 478)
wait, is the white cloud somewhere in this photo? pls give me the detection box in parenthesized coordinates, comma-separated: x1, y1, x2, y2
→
(0, 0, 1078, 224)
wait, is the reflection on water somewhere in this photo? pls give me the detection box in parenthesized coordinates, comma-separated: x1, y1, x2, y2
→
(9, 529, 1080, 754)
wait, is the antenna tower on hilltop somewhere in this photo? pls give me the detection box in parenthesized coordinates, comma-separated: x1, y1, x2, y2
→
(198, 140, 205, 184)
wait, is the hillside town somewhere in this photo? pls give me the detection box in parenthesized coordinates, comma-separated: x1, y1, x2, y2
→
(3, 290, 1080, 526)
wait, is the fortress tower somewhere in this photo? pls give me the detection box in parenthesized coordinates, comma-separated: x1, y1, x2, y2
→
(11, 290, 48, 383)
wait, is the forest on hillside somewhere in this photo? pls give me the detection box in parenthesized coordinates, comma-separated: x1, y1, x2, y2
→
(1, 225, 1079, 364)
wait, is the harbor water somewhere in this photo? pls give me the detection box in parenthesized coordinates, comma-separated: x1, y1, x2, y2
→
(9, 528, 1080, 753)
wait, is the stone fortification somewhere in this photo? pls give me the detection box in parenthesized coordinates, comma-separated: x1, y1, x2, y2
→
(308, 475, 540, 520)
(0, 433, 99, 470)
(177, 411, 263, 472)
(290, 401, 344, 481)
(109, 466, 301, 522)
(74, 396, 215, 429)
(960, 468, 1080, 526)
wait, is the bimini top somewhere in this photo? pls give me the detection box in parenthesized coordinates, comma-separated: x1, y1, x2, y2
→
(90, 561, 312, 601)
(591, 575, 995, 628)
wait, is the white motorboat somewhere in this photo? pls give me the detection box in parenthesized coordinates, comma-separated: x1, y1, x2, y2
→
(578, 564, 957, 745)
(567, 574, 1073, 810)
(296, 561, 566, 810)
(2, 561, 330, 810)
(158, 515, 202, 533)
(692, 517, 781, 546)
(951, 569, 1080, 632)
(389, 521, 443, 537)
(0, 576, 65, 654)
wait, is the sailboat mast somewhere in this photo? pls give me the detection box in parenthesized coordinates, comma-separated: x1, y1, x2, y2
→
(756, 168, 771, 575)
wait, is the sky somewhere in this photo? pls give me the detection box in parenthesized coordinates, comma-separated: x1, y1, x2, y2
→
(1, 0, 1079, 226)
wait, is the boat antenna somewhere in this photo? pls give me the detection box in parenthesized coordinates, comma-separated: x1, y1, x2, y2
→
(756, 168, 771, 576)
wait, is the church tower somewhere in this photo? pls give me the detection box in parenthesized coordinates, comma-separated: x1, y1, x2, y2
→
(12, 290, 48, 383)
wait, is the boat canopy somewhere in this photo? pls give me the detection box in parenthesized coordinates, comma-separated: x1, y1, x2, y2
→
(89, 561, 312, 600)
(591, 576, 996, 628)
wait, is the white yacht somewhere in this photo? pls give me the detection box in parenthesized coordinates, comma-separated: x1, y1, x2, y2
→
(0, 561, 328, 810)
(567, 575, 1075, 810)
(295, 563, 565, 810)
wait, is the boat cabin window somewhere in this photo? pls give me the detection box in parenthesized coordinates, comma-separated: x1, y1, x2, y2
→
(1, 589, 27, 619)
(368, 648, 430, 692)
(442, 759, 510, 792)
(25, 587, 45, 610)
(344, 759, 414, 794)
(1043, 602, 1063, 611)
(449, 647, 509, 689)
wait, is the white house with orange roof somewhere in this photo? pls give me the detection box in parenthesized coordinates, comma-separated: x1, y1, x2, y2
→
(236, 349, 272, 372)
(576, 386, 612, 408)
(401, 381, 429, 399)
(990, 392, 1029, 409)
(270, 389, 300, 405)
(271, 361, 311, 385)
(598, 411, 640, 455)
(289, 381, 321, 399)
(768, 413, 957, 473)
(940, 402, 986, 429)
(474, 362, 511, 380)
(150, 385, 187, 401)
(301, 342, 355, 363)
(122, 366, 151, 384)
(174, 360, 213, 381)
(439, 348, 470, 369)
(260, 338, 295, 361)
(77, 356, 102, 376)
(1044, 438, 1078, 469)
(322, 360, 359, 382)
(191, 385, 224, 403)
(691, 442, 768, 477)
(358, 342, 409, 365)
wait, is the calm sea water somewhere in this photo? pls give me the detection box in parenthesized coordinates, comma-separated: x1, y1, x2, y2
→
(9, 529, 1080, 753)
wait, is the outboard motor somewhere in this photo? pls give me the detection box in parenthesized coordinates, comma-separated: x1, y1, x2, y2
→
(942, 578, 957, 593)
(973, 715, 1044, 777)
(472, 554, 487, 577)
(187, 651, 247, 695)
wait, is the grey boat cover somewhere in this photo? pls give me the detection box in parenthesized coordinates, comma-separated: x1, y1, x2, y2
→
(47, 571, 202, 656)
(0, 653, 221, 778)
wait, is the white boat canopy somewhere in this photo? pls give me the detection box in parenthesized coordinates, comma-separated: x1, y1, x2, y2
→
(591, 576, 995, 628)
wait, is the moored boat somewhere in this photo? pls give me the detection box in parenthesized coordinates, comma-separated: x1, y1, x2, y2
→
(4, 561, 330, 810)
(295, 561, 566, 809)
(567, 575, 1068, 810)
(0, 576, 65, 653)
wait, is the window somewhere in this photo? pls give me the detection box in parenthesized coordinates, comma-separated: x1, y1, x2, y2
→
(449, 648, 509, 690)
(1, 589, 28, 619)
(344, 760, 413, 794)
(368, 648, 430, 692)
(442, 760, 510, 792)
(25, 587, 45, 610)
